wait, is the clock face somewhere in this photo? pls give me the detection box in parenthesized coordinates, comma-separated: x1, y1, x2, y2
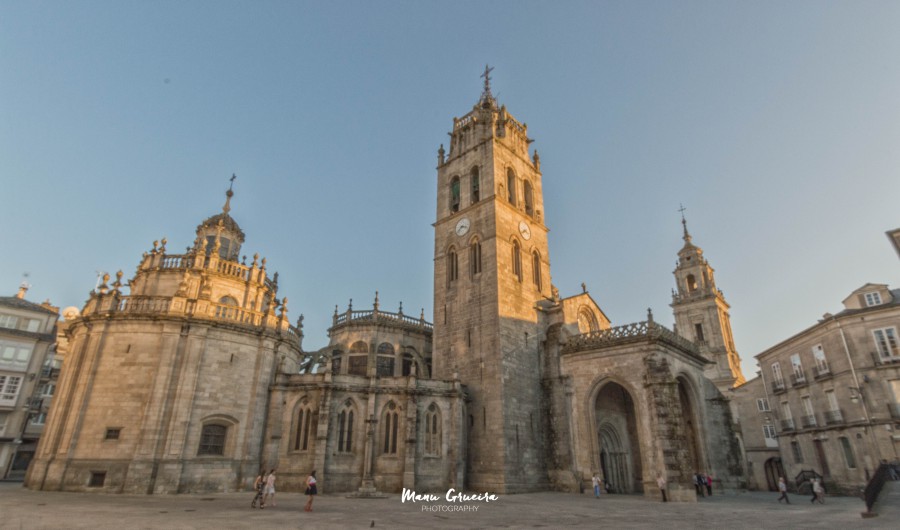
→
(519, 220, 531, 240)
(455, 217, 471, 237)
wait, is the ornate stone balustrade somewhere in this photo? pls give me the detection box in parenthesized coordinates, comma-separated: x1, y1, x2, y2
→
(454, 113, 476, 130)
(160, 254, 195, 269)
(117, 296, 171, 314)
(561, 320, 700, 356)
(332, 309, 432, 333)
(210, 301, 264, 325)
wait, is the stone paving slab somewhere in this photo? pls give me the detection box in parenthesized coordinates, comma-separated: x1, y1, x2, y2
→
(0, 484, 894, 530)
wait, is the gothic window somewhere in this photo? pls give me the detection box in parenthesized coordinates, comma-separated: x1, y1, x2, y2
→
(524, 180, 534, 217)
(376, 343, 395, 377)
(531, 251, 541, 290)
(470, 167, 480, 203)
(348, 355, 367, 376)
(294, 399, 315, 451)
(331, 349, 343, 375)
(448, 248, 458, 284)
(425, 403, 441, 456)
(402, 349, 416, 376)
(686, 274, 698, 292)
(506, 169, 517, 205)
(382, 402, 399, 454)
(197, 424, 227, 456)
(337, 403, 355, 452)
(350, 341, 368, 353)
(450, 176, 461, 213)
(512, 241, 522, 282)
(470, 239, 482, 276)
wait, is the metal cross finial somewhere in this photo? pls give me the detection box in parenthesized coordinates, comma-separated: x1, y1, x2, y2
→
(481, 64, 494, 95)
(229, 174, 236, 191)
(678, 203, 687, 221)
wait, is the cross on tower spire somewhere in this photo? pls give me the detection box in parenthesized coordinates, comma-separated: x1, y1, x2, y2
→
(479, 64, 496, 108)
(678, 203, 692, 243)
(223, 174, 236, 215)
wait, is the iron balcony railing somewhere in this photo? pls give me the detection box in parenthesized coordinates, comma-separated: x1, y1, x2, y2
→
(801, 414, 818, 428)
(780, 418, 795, 431)
(823, 409, 843, 425)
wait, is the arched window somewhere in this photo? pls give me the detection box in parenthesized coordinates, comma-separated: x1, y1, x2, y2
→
(524, 180, 534, 217)
(331, 349, 343, 375)
(293, 398, 316, 451)
(198, 424, 227, 456)
(337, 401, 354, 452)
(447, 248, 458, 284)
(450, 176, 460, 213)
(382, 402, 399, 454)
(686, 274, 698, 292)
(470, 239, 482, 276)
(506, 169, 517, 205)
(215, 296, 240, 320)
(402, 349, 416, 376)
(512, 240, 522, 282)
(532, 251, 542, 290)
(470, 167, 480, 203)
(376, 343, 395, 377)
(577, 308, 599, 334)
(350, 341, 368, 353)
(425, 403, 441, 456)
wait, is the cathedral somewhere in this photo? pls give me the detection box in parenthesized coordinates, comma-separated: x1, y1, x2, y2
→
(27, 72, 745, 500)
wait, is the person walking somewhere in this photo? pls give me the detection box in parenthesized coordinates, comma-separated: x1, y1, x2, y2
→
(812, 478, 825, 504)
(777, 477, 790, 504)
(304, 470, 318, 512)
(592, 473, 601, 498)
(251, 469, 267, 509)
(705, 473, 713, 496)
(263, 468, 277, 507)
(657, 474, 668, 502)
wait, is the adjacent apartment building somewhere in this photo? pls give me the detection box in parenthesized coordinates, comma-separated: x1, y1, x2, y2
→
(753, 282, 900, 493)
(0, 284, 59, 479)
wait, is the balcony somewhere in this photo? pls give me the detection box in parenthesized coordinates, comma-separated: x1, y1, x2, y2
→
(790, 372, 808, 388)
(801, 414, 818, 428)
(813, 364, 831, 380)
(772, 380, 786, 394)
(780, 418, 795, 431)
(823, 409, 844, 425)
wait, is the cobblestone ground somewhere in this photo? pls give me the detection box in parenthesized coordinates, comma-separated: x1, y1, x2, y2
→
(0, 483, 894, 530)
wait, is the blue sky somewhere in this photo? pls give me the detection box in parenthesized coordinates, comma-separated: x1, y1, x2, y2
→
(2, 1, 899, 375)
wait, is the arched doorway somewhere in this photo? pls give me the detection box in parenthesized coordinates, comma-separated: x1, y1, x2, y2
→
(676, 377, 704, 474)
(763, 457, 785, 492)
(595, 382, 643, 493)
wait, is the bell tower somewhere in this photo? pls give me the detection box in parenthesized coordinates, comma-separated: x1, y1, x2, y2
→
(432, 67, 550, 492)
(670, 211, 745, 389)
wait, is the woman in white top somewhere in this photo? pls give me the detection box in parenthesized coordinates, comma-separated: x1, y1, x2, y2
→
(304, 470, 318, 512)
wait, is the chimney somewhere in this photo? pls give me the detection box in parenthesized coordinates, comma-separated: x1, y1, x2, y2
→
(16, 282, 28, 299)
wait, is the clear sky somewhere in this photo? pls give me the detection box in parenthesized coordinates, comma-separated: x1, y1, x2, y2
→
(2, 1, 899, 375)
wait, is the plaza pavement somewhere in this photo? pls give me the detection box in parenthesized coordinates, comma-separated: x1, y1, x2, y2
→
(0, 482, 895, 530)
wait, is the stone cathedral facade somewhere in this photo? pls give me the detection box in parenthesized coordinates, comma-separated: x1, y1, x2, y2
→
(28, 75, 745, 500)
